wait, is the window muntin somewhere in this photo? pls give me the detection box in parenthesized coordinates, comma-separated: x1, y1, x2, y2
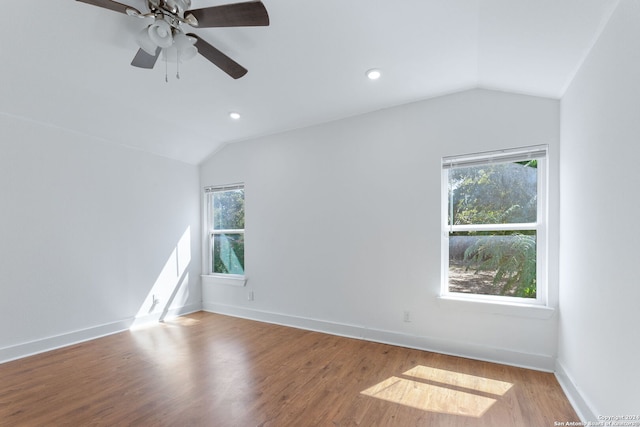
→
(206, 184, 245, 276)
(442, 146, 547, 304)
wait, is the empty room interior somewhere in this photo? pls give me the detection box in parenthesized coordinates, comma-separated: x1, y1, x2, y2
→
(1, 0, 639, 425)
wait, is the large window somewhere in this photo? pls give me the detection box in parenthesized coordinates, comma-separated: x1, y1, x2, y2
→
(442, 146, 547, 304)
(205, 184, 245, 276)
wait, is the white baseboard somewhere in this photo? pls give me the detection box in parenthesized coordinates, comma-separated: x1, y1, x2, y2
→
(555, 359, 597, 422)
(0, 318, 131, 364)
(0, 302, 202, 364)
(202, 302, 556, 372)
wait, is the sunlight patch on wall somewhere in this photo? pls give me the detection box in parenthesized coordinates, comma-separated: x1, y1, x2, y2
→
(361, 366, 513, 417)
(131, 227, 191, 328)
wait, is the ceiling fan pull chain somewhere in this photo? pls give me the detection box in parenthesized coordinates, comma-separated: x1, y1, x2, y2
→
(176, 51, 181, 79)
(165, 52, 169, 83)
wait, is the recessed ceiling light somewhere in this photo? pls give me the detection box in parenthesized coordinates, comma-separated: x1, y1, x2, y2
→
(366, 68, 381, 80)
(229, 112, 241, 120)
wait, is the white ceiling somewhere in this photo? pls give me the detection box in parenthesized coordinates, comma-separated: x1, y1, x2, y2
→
(0, 0, 619, 164)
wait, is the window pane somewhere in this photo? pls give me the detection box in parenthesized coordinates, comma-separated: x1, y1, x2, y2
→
(448, 161, 537, 225)
(212, 189, 245, 230)
(449, 231, 537, 298)
(212, 233, 244, 275)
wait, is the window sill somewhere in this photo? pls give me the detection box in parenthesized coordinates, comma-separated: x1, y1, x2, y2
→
(436, 295, 556, 319)
(201, 274, 247, 287)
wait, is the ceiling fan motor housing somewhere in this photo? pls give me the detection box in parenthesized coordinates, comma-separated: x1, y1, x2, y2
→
(150, 0, 192, 17)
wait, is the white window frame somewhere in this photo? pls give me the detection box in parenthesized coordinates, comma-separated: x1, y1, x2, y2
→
(202, 183, 246, 284)
(441, 145, 548, 307)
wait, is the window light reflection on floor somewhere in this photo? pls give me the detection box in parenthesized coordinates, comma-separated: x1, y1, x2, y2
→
(360, 366, 513, 417)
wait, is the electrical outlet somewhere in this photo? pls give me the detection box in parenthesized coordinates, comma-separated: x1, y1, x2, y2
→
(403, 310, 411, 322)
(247, 290, 254, 301)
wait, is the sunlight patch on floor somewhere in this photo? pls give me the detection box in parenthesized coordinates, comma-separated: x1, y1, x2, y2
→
(165, 316, 201, 327)
(403, 366, 513, 395)
(361, 365, 513, 417)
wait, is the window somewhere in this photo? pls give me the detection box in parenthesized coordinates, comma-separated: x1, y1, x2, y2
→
(442, 146, 547, 304)
(205, 184, 245, 276)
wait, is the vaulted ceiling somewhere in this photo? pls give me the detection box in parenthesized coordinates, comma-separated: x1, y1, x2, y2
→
(0, 0, 619, 164)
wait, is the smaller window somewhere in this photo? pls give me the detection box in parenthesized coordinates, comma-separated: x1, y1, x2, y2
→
(205, 184, 245, 276)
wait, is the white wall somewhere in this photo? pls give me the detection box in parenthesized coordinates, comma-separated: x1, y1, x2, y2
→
(201, 88, 560, 370)
(558, 0, 640, 419)
(0, 114, 201, 362)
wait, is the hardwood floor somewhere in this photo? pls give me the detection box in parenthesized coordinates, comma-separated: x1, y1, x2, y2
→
(0, 312, 578, 426)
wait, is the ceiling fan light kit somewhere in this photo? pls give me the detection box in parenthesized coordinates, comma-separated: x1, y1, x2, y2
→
(163, 32, 198, 63)
(136, 27, 159, 56)
(147, 20, 174, 48)
(76, 0, 270, 79)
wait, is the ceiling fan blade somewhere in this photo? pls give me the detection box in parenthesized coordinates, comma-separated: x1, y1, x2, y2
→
(189, 34, 248, 79)
(188, 1, 269, 28)
(131, 47, 162, 69)
(76, 0, 134, 14)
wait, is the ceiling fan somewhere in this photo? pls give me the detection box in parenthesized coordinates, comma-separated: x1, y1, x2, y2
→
(76, 0, 270, 79)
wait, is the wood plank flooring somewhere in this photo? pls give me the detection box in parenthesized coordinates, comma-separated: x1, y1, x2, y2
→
(0, 312, 579, 426)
